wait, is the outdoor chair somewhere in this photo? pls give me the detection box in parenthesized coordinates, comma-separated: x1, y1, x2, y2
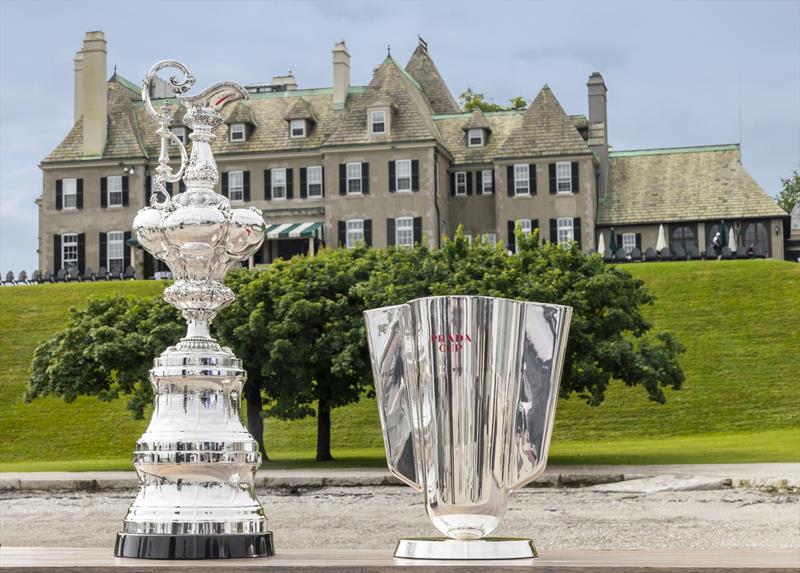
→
(658, 247, 672, 261)
(721, 246, 733, 259)
(124, 265, 136, 280)
(83, 267, 96, 282)
(630, 247, 642, 261)
(687, 246, 701, 260)
(96, 266, 110, 281)
(30, 270, 40, 283)
(4, 271, 15, 285)
(644, 247, 657, 262)
(45, 270, 56, 283)
(603, 248, 614, 262)
(615, 247, 628, 261)
(673, 246, 686, 260)
(55, 269, 68, 282)
(18, 270, 29, 284)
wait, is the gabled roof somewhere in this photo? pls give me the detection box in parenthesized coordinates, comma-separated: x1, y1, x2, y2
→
(283, 97, 317, 122)
(224, 101, 257, 126)
(495, 85, 591, 159)
(598, 144, 787, 225)
(405, 43, 460, 115)
(462, 109, 491, 132)
(435, 111, 522, 165)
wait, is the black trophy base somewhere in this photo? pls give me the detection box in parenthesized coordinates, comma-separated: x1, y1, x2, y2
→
(114, 532, 274, 559)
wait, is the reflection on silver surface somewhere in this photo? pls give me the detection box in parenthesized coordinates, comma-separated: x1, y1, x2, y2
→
(365, 296, 571, 559)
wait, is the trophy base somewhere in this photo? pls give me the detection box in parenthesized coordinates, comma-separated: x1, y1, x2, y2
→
(114, 532, 274, 559)
(394, 537, 537, 560)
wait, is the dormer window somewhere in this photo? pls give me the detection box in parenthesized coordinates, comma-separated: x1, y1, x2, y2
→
(468, 128, 484, 147)
(290, 119, 306, 139)
(370, 110, 386, 135)
(171, 127, 187, 145)
(230, 123, 247, 142)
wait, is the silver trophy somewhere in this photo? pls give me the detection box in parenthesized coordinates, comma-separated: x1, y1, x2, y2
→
(114, 61, 272, 559)
(364, 296, 572, 560)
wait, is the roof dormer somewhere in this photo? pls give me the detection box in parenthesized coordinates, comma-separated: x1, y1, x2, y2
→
(366, 98, 396, 138)
(463, 110, 492, 148)
(284, 98, 317, 139)
(224, 102, 256, 142)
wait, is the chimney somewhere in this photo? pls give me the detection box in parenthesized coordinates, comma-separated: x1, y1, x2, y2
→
(271, 72, 298, 91)
(81, 31, 107, 158)
(587, 72, 608, 198)
(332, 41, 350, 108)
(73, 50, 84, 122)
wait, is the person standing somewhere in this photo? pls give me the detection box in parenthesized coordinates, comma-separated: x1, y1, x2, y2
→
(712, 232, 722, 261)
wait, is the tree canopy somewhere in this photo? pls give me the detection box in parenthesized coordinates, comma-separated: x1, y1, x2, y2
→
(777, 169, 800, 213)
(459, 88, 527, 112)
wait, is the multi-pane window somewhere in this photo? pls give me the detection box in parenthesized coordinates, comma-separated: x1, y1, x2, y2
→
(229, 171, 245, 201)
(557, 217, 574, 246)
(481, 232, 497, 247)
(290, 119, 306, 138)
(513, 164, 529, 195)
(396, 160, 412, 192)
(482, 170, 493, 194)
(270, 169, 286, 200)
(346, 219, 364, 248)
(518, 219, 532, 235)
(468, 128, 484, 147)
(171, 127, 187, 145)
(108, 175, 123, 207)
(108, 231, 124, 275)
(346, 162, 362, 194)
(622, 233, 636, 253)
(230, 123, 246, 142)
(63, 178, 77, 209)
(370, 110, 386, 134)
(455, 172, 467, 196)
(62, 233, 78, 271)
(307, 165, 323, 198)
(556, 161, 572, 193)
(396, 217, 414, 248)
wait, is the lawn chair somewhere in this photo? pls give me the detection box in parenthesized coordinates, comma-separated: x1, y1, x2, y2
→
(687, 246, 701, 260)
(31, 270, 42, 284)
(96, 266, 110, 281)
(124, 265, 136, 280)
(4, 271, 14, 285)
(673, 246, 686, 260)
(603, 248, 614, 263)
(614, 247, 628, 261)
(83, 267, 96, 282)
(629, 247, 642, 261)
(644, 247, 657, 262)
(658, 247, 672, 261)
(55, 269, 68, 282)
(18, 270, 29, 284)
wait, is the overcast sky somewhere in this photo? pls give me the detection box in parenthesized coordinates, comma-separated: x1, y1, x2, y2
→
(1, 0, 798, 272)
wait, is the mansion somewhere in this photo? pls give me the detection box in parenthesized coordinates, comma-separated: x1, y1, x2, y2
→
(38, 31, 789, 277)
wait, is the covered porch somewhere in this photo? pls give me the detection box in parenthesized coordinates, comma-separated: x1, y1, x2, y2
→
(251, 221, 325, 266)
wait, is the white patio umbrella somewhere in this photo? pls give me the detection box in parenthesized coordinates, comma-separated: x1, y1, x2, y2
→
(656, 224, 667, 251)
(729, 227, 737, 253)
(597, 232, 605, 254)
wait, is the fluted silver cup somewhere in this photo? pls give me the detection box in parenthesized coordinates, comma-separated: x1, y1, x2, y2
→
(364, 296, 572, 559)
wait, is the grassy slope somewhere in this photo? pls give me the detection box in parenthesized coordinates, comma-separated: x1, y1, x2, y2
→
(1, 260, 798, 471)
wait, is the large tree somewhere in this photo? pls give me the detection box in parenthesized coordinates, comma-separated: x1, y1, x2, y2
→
(777, 169, 800, 214)
(459, 88, 527, 112)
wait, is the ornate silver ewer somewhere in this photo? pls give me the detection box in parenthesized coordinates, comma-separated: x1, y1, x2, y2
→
(364, 296, 572, 560)
(114, 61, 272, 559)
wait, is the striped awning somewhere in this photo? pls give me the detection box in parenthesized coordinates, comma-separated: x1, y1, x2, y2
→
(264, 222, 324, 240)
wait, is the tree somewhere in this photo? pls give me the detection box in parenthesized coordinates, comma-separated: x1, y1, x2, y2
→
(459, 88, 527, 112)
(777, 169, 800, 213)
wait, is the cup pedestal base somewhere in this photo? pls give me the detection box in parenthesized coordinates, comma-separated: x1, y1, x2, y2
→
(394, 537, 536, 560)
(114, 532, 274, 559)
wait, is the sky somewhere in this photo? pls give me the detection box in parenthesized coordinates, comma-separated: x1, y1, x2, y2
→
(1, 0, 798, 272)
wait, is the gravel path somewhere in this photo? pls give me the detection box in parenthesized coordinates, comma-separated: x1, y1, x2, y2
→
(1, 487, 797, 551)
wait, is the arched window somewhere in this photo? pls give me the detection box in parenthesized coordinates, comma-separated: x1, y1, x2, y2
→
(669, 224, 697, 252)
(742, 221, 770, 256)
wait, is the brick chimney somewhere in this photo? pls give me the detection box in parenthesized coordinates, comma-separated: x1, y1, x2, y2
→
(332, 41, 350, 109)
(73, 50, 84, 123)
(587, 72, 608, 198)
(81, 31, 107, 158)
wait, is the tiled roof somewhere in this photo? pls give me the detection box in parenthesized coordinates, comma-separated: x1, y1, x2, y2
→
(598, 145, 787, 225)
(224, 101, 257, 125)
(495, 85, 591, 159)
(463, 109, 491, 131)
(405, 44, 460, 115)
(283, 98, 317, 121)
(435, 111, 522, 165)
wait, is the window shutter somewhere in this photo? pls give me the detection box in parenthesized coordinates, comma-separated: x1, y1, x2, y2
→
(221, 172, 229, 198)
(286, 168, 294, 199)
(299, 167, 307, 199)
(339, 164, 346, 195)
(168, 182, 175, 195)
(264, 169, 272, 200)
(145, 176, 152, 205)
(55, 180, 63, 210)
(449, 172, 455, 196)
(506, 165, 514, 196)
(100, 177, 108, 208)
(387, 218, 396, 246)
(99, 232, 107, 269)
(124, 231, 132, 268)
(388, 161, 396, 193)
(508, 221, 516, 253)
(179, 180, 186, 193)
(571, 161, 579, 193)
(53, 235, 62, 271)
(321, 166, 325, 197)
(573, 217, 582, 248)
(76, 179, 84, 209)
(364, 219, 372, 246)
(413, 216, 422, 245)
(466, 172, 473, 196)
(529, 164, 537, 195)
(243, 171, 251, 201)
(77, 233, 85, 273)
(362, 162, 370, 194)
(532, 219, 539, 240)
(338, 221, 346, 247)
(491, 169, 495, 195)
(549, 163, 557, 194)
(549, 219, 557, 244)
(636, 233, 642, 250)
(122, 176, 129, 206)
(411, 159, 419, 192)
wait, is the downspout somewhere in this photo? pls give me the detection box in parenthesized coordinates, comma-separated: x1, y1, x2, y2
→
(433, 147, 441, 247)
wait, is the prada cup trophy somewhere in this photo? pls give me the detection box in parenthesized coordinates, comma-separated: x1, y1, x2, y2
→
(114, 61, 273, 559)
(364, 296, 572, 560)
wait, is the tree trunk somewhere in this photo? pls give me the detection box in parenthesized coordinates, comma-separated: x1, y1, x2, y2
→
(245, 383, 269, 461)
(316, 399, 333, 462)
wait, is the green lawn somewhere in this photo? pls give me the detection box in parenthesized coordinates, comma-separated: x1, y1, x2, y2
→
(1, 260, 798, 471)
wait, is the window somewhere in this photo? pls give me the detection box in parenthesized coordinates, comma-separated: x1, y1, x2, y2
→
(481, 232, 497, 247)
(556, 161, 572, 194)
(370, 110, 386, 134)
(171, 127, 187, 145)
(270, 169, 286, 200)
(290, 119, 306, 138)
(455, 172, 467, 196)
(108, 231, 124, 275)
(346, 219, 364, 248)
(307, 165, 322, 198)
(468, 128, 484, 147)
(622, 233, 636, 253)
(742, 221, 770, 256)
(671, 225, 697, 253)
(396, 160, 412, 192)
(518, 219, 532, 235)
(62, 233, 78, 271)
(229, 171, 245, 201)
(230, 123, 246, 142)
(63, 178, 77, 209)
(514, 164, 529, 195)
(557, 217, 574, 246)
(396, 217, 414, 248)
(108, 175, 123, 207)
(481, 170, 493, 194)
(346, 162, 362, 194)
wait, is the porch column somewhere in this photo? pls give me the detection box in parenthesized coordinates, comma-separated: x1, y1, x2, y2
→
(308, 237, 316, 257)
(697, 222, 706, 252)
(248, 255, 254, 270)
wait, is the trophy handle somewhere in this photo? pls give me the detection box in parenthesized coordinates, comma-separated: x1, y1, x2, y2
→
(364, 305, 423, 491)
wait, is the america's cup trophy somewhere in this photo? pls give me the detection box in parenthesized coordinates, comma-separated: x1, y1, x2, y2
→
(114, 61, 272, 559)
(365, 296, 572, 559)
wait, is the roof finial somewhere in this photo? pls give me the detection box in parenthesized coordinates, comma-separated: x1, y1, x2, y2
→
(113, 64, 117, 76)
(418, 35, 428, 52)
(387, 44, 391, 58)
